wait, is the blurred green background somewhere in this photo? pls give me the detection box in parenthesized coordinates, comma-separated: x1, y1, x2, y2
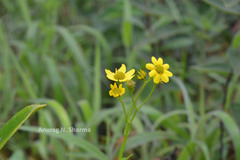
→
(0, 0, 240, 160)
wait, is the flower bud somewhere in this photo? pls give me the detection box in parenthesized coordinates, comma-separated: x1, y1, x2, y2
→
(137, 69, 146, 80)
(126, 80, 135, 91)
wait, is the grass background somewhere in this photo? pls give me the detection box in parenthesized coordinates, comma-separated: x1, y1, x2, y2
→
(0, 0, 240, 159)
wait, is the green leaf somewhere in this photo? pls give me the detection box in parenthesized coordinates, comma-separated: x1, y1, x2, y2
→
(153, 110, 187, 128)
(162, 38, 193, 50)
(142, 107, 189, 139)
(88, 107, 122, 127)
(125, 131, 164, 150)
(232, 31, 240, 48)
(17, 0, 32, 26)
(177, 142, 196, 160)
(203, 0, 240, 15)
(173, 77, 196, 139)
(72, 25, 112, 67)
(227, 47, 240, 76)
(165, 0, 181, 22)
(230, 103, 240, 125)
(122, 20, 132, 48)
(9, 149, 26, 160)
(121, 154, 133, 160)
(177, 140, 211, 160)
(56, 26, 90, 79)
(78, 100, 93, 122)
(39, 99, 71, 129)
(210, 111, 240, 160)
(193, 140, 211, 160)
(0, 104, 46, 150)
(93, 43, 101, 112)
(44, 57, 64, 103)
(122, 0, 132, 48)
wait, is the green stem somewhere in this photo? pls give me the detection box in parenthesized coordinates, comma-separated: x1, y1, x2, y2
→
(130, 91, 137, 109)
(137, 84, 156, 110)
(118, 83, 156, 159)
(119, 97, 128, 122)
(118, 122, 131, 160)
(126, 79, 150, 121)
(135, 78, 151, 101)
(131, 84, 156, 121)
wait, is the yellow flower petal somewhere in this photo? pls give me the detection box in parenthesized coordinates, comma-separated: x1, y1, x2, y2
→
(107, 75, 116, 81)
(105, 69, 116, 81)
(149, 70, 157, 77)
(158, 57, 163, 65)
(161, 74, 169, 83)
(151, 56, 159, 65)
(120, 88, 125, 96)
(118, 64, 126, 73)
(137, 69, 146, 80)
(110, 84, 114, 90)
(163, 64, 169, 69)
(165, 70, 173, 77)
(109, 90, 113, 96)
(125, 69, 135, 78)
(114, 83, 117, 88)
(105, 69, 113, 76)
(119, 83, 122, 89)
(120, 75, 135, 82)
(145, 63, 155, 70)
(153, 74, 161, 84)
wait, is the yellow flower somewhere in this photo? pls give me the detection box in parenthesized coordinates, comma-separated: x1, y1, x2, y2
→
(145, 56, 173, 84)
(109, 83, 125, 97)
(137, 69, 146, 80)
(105, 64, 135, 82)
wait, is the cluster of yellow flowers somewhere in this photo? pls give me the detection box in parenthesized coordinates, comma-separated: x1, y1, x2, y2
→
(105, 56, 173, 97)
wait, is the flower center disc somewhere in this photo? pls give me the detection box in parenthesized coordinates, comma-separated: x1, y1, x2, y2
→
(114, 71, 125, 80)
(113, 88, 121, 95)
(156, 65, 164, 74)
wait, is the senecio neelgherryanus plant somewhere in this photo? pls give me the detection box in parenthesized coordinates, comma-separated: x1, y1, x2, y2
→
(105, 56, 173, 160)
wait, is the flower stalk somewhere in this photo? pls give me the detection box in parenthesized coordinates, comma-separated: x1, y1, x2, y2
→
(118, 81, 156, 160)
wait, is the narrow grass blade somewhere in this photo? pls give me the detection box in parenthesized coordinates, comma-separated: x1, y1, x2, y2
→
(45, 56, 64, 103)
(17, 0, 32, 26)
(232, 31, 240, 48)
(93, 43, 101, 112)
(0, 23, 15, 119)
(56, 26, 90, 77)
(9, 51, 37, 98)
(9, 149, 26, 160)
(72, 25, 111, 66)
(210, 111, 240, 160)
(0, 104, 46, 150)
(122, 0, 132, 48)
(78, 100, 93, 122)
(173, 77, 196, 140)
(177, 142, 196, 160)
(165, 0, 181, 22)
(38, 99, 71, 129)
(141, 107, 189, 139)
(203, 0, 240, 15)
(88, 107, 122, 127)
(153, 110, 187, 128)
(125, 131, 164, 151)
(193, 140, 211, 160)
